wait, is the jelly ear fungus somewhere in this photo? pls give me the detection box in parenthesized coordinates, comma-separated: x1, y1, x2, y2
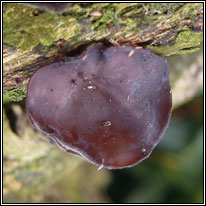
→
(26, 43, 172, 169)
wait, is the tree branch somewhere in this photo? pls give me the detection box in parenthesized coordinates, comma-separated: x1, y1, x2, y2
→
(3, 3, 203, 101)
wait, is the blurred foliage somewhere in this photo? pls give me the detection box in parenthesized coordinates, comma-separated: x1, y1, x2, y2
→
(3, 44, 203, 204)
(169, 44, 203, 109)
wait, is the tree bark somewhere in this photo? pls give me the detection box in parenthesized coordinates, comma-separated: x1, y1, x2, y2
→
(3, 2, 203, 101)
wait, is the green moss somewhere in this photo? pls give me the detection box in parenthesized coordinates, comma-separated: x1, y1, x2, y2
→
(3, 86, 27, 102)
(3, 3, 79, 51)
(3, 94, 10, 104)
(3, 3, 202, 55)
(148, 30, 203, 56)
(91, 4, 118, 31)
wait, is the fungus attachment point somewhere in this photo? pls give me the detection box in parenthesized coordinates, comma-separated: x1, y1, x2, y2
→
(26, 44, 172, 169)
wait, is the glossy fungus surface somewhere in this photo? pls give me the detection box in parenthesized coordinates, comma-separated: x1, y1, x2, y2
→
(27, 3, 71, 13)
(26, 44, 172, 169)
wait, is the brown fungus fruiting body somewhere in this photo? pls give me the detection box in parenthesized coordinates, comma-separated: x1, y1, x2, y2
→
(26, 3, 72, 13)
(26, 44, 172, 169)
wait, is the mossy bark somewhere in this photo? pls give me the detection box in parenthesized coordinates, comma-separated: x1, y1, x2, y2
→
(3, 2, 203, 102)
